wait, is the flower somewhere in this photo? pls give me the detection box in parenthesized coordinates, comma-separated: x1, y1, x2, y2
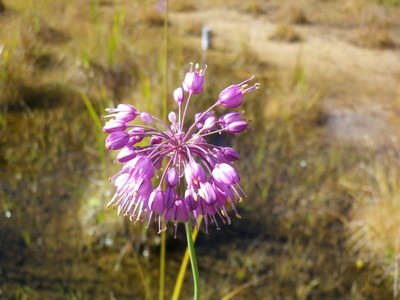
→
(217, 76, 260, 108)
(103, 63, 259, 235)
(173, 87, 184, 104)
(183, 63, 207, 95)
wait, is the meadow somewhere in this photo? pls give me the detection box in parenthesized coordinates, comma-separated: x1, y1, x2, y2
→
(0, 0, 400, 299)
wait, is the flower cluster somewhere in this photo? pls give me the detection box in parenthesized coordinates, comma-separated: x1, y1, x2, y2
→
(103, 63, 259, 235)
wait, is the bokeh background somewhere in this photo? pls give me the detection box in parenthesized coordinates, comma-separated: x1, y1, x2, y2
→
(1, 0, 400, 299)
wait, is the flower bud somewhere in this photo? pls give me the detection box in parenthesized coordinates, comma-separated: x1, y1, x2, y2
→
(222, 147, 240, 161)
(105, 131, 130, 150)
(166, 167, 178, 187)
(149, 189, 164, 215)
(116, 146, 137, 162)
(185, 187, 199, 210)
(212, 163, 240, 186)
(164, 187, 176, 209)
(219, 112, 242, 126)
(185, 161, 206, 188)
(168, 111, 177, 124)
(175, 199, 189, 222)
(140, 112, 153, 125)
(203, 116, 216, 131)
(173, 87, 184, 104)
(226, 120, 248, 134)
(182, 63, 207, 95)
(217, 77, 259, 108)
(127, 128, 145, 145)
(218, 85, 243, 108)
(195, 112, 212, 129)
(129, 155, 155, 179)
(105, 104, 137, 122)
(150, 136, 162, 145)
(103, 119, 126, 133)
(200, 182, 217, 205)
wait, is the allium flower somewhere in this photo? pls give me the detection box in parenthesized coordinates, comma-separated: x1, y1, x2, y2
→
(104, 63, 259, 235)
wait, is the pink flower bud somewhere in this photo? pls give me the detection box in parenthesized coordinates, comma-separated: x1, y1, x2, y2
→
(168, 111, 177, 124)
(105, 131, 130, 150)
(103, 119, 127, 133)
(182, 63, 207, 95)
(140, 112, 153, 125)
(173, 87, 184, 104)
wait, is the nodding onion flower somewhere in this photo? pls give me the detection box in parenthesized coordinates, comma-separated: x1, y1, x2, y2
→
(103, 63, 259, 236)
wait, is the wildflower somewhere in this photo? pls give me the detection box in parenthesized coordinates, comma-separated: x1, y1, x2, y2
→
(217, 76, 260, 108)
(103, 63, 259, 234)
(105, 131, 130, 150)
(183, 63, 207, 95)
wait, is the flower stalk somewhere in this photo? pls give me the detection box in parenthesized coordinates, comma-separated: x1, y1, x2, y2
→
(103, 62, 259, 299)
(185, 222, 200, 300)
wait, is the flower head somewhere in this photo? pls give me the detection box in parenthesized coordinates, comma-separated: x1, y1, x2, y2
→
(103, 63, 259, 235)
(183, 63, 207, 95)
(217, 76, 260, 108)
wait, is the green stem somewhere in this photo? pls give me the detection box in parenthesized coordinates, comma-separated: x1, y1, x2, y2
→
(185, 222, 200, 300)
(159, 220, 166, 300)
(172, 216, 203, 300)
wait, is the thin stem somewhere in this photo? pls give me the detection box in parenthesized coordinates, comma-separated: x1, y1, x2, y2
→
(178, 103, 182, 130)
(172, 216, 203, 300)
(183, 102, 218, 141)
(159, 0, 169, 299)
(180, 92, 193, 131)
(185, 222, 200, 300)
(195, 128, 226, 139)
(159, 220, 166, 300)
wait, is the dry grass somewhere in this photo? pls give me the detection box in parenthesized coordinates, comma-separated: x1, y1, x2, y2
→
(347, 158, 400, 259)
(171, 0, 197, 12)
(269, 23, 302, 43)
(242, 1, 264, 14)
(0, 0, 5, 13)
(277, 1, 310, 24)
(2, 0, 400, 298)
(344, 155, 400, 298)
(139, 9, 166, 27)
(181, 20, 203, 36)
(343, 0, 398, 48)
(352, 26, 397, 49)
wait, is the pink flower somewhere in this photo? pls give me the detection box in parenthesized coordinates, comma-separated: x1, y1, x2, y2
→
(103, 63, 259, 234)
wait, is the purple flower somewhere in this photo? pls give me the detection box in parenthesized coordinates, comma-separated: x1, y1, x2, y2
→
(221, 147, 240, 161)
(105, 131, 130, 150)
(105, 104, 138, 122)
(217, 76, 260, 108)
(173, 87, 184, 104)
(116, 146, 137, 163)
(219, 112, 249, 134)
(195, 112, 213, 129)
(140, 112, 153, 125)
(103, 62, 259, 233)
(183, 63, 207, 95)
(103, 119, 127, 133)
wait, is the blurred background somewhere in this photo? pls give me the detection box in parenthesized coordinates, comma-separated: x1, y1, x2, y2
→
(1, 0, 400, 299)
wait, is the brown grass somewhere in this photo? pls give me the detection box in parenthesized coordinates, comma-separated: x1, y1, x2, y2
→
(269, 23, 302, 43)
(140, 9, 166, 27)
(0, 0, 5, 13)
(242, 1, 264, 14)
(171, 0, 197, 12)
(346, 156, 400, 290)
(352, 26, 397, 49)
(277, 1, 310, 24)
(181, 20, 203, 36)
